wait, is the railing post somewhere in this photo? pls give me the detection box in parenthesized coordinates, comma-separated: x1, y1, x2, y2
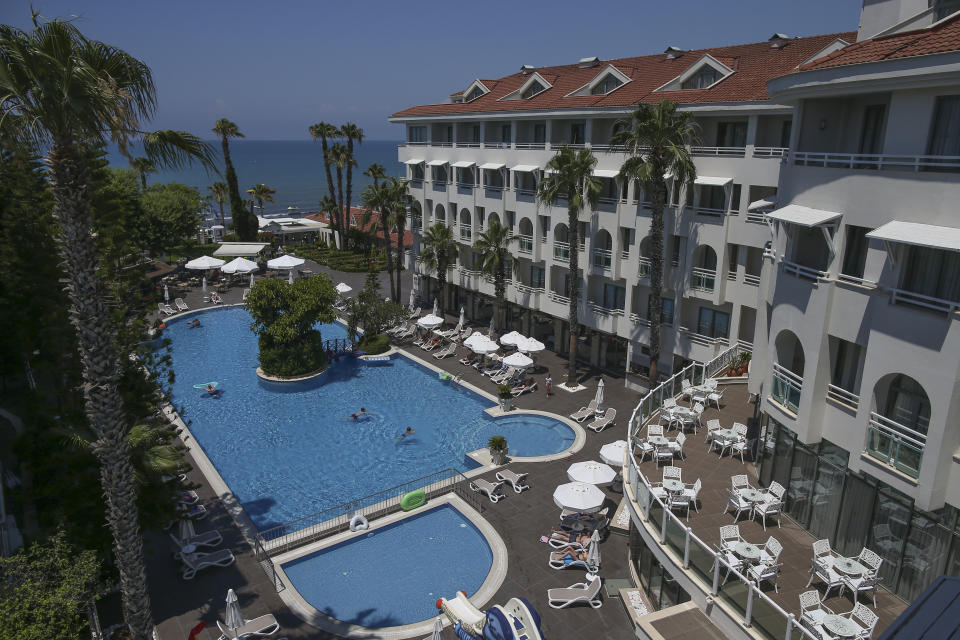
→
(785, 613, 795, 640)
(711, 554, 721, 595)
(660, 504, 668, 543)
(745, 583, 754, 627)
(683, 526, 691, 568)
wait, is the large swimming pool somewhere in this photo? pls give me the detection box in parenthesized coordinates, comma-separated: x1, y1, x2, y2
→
(281, 504, 492, 628)
(165, 306, 575, 530)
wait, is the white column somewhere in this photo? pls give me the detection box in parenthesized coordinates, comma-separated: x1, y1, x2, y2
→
(511, 120, 518, 148)
(545, 120, 553, 150)
(584, 119, 594, 147)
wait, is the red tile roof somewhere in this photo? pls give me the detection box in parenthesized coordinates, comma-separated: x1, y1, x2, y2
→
(798, 14, 960, 71)
(308, 207, 414, 248)
(392, 32, 856, 118)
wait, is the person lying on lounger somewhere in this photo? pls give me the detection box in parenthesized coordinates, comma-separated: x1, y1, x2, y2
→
(548, 530, 591, 546)
(512, 377, 536, 393)
(554, 546, 589, 565)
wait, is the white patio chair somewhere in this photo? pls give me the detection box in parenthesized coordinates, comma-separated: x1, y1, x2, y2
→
(766, 480, 786, 502)
(704, 418, 721, 446)
(690, 389, 709, 406)
(810, 539, 835, 571)
(732, 437, 754, 464)
(799, 590, 833, 629)
(726, 488, 752, 522)
(681, 478, 701, 513)
(760, 536, 783, 564)
(731, 474, 749, 492)
(732, 422, 749, 437)
(857, 547, 883, 574)
(719, 524, 742, 550)
(680, 379, 692, 400)
(705, 378, 718, 389)
(748, 558, 782, 592)
(668, 432, 687, 460)
(842, 567, 880, 607)
(669, 491, 693, 521)
(634, 439, 655, 464)
(655, 441, 675, 467)
(753, 495, 782, 531)
(707, 386, 724, 409)
(806, 545, 844, 597)
(847, 603, 879, 639)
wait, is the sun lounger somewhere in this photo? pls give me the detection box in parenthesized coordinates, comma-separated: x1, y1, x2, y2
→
(180, 548, 235, 580)
(587, 408, 617, 433)
(210, 292, 223, 304)
(408, 306, 421, 318)
(548, 545, 600, 572)
(469, 478, 506, 503)
(459, 354, 479, 366)
(178, 502, 207, 520)
(433, 342, 458, 359)
(437, 321, 463, 338)
(569, 400, 598, 422)
(490, 367, 517, 384)
(174, 297, 189, 311)
(242, 288, 250, 301)
(216, 614, 280, 639)
(177, 490, 200, 505)
(422, 338, 442, 351)
(168, 529, 223, 556)
(159, 302, 176, 316)
(495, 469, 529, 493)
(511, 381, 537, 397)
(548, 576, 603, 609)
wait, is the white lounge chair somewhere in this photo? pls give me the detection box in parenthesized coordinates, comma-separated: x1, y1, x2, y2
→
(180, 548, 235, 580)
(549, 541, 600, 572)
(469, 478, 506, 503)
(569, 400, 598, 422)
(511, 380, 537, 397)
(169, 529, 223, 556)
(439, 592, 485, 637)
(495, 469, 529, 493)
(216, 614, 280, 639)
(433, 342, 457, 359)
(159, 302, 175, 316)
(174, 297, 189, 311)
(490, 367, 517, 384)
(547, 576, 603, 609)
(242, 288, 250, 301)
(587, 408, 616, 433)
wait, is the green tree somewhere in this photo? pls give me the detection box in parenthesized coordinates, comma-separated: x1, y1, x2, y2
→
(139, 182, 204, 259)
(0, 530, 103, 640)
(340, 122, 364, 235)
(326, 142, 355, 244)
(417, 222, 458, 315)
(364, 162, 387, 188)
(537, 146, 601, 388)
(472, 218, 517, 331)
(388, 178, 411, 304)
(344, 270, 407, 350)
(361, 180, 397, 299)
(308, 121, 341, 227)
(214, 118, 255, 240)
(129, 156, 155, 190)
(246, 182, 276, 218)
(209, 181, 228, 227)
(613, 100, 698, 381)
(0, 17, 214, 639)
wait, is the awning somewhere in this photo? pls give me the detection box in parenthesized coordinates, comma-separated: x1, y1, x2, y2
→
(593, 169, 620, 178)
(766, 204, 841, 227)
(403, 158, 424, 165)
(212, 242, 270, 257)
(694, 175, 732, 187)
(427, 159, 449, 166)
(479, 162, 506, 170)
(867, 220, 960, 252)
(510, 164, 540, 172)
(748, 196, 778, 212)
(451, 161, 475, 168)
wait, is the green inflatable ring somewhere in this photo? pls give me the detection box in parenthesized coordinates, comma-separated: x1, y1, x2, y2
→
(400, 489, 426, 511)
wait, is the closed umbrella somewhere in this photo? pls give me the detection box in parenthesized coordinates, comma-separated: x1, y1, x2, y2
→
(430, 616, 444, 640)
(459, 306, 465, 328)
(500, 330, 525, 346)
(599, 440, 628, 466)
(202, 276, 207, 293)
(287, 270, 294, 285)
(224, 588, 243, 631)
(408, 288, 416, 310)
(502, 352, 533, 368)
(267, 254, 305, 269)
(553, 481, 606, 512)
(185, 255, 225, 270)
(432, 298, 439, 317)
(177, 518, 196, 545)
(335, 282, 352, 294)
(567, 460, 617, 486)
(488, 316, 495, 338)
(594, 379, 605, 413)
(249, 273, 255, 287)
(163, 284, 169, 303)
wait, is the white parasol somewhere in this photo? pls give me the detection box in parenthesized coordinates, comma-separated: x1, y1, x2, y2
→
(599, 440, 628, 466)
(502, 352, 533, 368)
(553, 481, 606, 512)
(408, 288, 416, 309)
(567, 460, 617, 486)
(224, 588, 243, 631)
(516, 337, 545, 354)
(459, 306, 465, 328)
(430, 616, 444, 640)
(287, 270, 294, 284)
(266, 254, 305, 269)
(594, 378, 605, 413)
(470, 337, 500, 355)
(202, 276, 207, 293)
(432, 298, 439, 317)
(418, 314, 443, 329)
(249, 273, 255, 287)
(221, 257, 258, 274)
(335, 282, 353, 294)
(185, 255, 225, 270)
(163, 284, 169, 303)
(500, 330, 525, 346)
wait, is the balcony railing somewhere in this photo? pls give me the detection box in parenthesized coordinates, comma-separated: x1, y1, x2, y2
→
(691, 267, 716, 292)
(690, 145, 746, 157)
(516, 188, 536, 197)
(782, 260, 827, 282)
(771, 363, 803, 414)
(402, 141, 427, 147)
(727, 269, 738, 282)
(598, 196, 618, 205)
(746, 211, 767, 224)
(553, 241, 570, 261)
(517, 234, 533, 254)
(588, 302, 624, 316)
(694, 206, 726, 218)
(459, 227, 472, 241)
(743, 273, 760, 286)
(592, 248, 612, 269)
(515, 142, 545, 150)
(484, 184, 505, 192)
(456, 182, 475, 190)
(865, 412, 926, 478)
(791, 151, 960, 172)
(433, 141, 454, 148)
(456, 141, 480, 148)
(826, 384, 860, 410)
(620, 249, 630, 261)
(590, 144, 628, 153)
(408, 179, 423, 189)
(638, 258, 650, 278)
(753, 146, 788, 158)
(679, 327, 729, 347)
(484, 141, 512, 149)
(889, 287, 960, 314)
(547, 290, 570, 304)
(514, 282, 545, 294)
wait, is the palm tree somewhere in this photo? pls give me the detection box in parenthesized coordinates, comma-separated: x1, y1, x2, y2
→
(388, 178, 411, 304)
(472, 219, 517, 331)
(536, 146, 601, 388)
(318, 195, 339, 246)
(208, 181, 228, 226)
(364, 162, 387, 188)
(360, 181, 396, 300)
(326, 143, 355, 244)
(129, 157, 155, 190)
(246, 183, 276, 218)
(0, 18, 214, 640)
(341, 123, 364, 237)
(308, 121, 340, 206)
(213, 118, 253, 239)
(417, 222, 458, 315)
(613, 100, 698, 382)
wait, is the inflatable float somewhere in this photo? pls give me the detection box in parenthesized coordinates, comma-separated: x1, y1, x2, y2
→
(192, 381, 219, 390)
(400, 489, 425, 511)
(349, 514, 369, 531)
(438, 592, 544, 640)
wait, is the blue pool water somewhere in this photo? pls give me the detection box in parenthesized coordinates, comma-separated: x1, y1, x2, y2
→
(164, 306, 575, 530)
(282, 505, 492, 627)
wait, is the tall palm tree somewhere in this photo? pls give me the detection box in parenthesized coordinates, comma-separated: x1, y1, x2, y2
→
(613, 100, 698, 382)
(388, 177, 412, 304)
(308, 121, 340, 206)
(473, 219, 517, 331)
(417, 222, 458, 315)
(129, 156, 155, 190)
(326, 143, 355, 244)
(364, 162, 387, 188)
(0, 18, 214, 640)
(213, 118, 252, 239)
(536, 146, 601, 388)
(341, 123, 364, 237)
(246, 183, 276, 218)
(318, 195, 339, 246)
(208, 181, 228, 226)
(360, 181, 396, 300)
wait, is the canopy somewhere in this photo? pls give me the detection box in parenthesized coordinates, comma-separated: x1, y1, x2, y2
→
(479, 162, 506, 170)
(510, 164, 540, 172)
(267, 255, 305, 269)
(335, 282, 353, 294)
(500, 330, 525, 346)
(748, 196, 778, 212)
(599, 440, 628, 466)
(185, 255, 225, 270)
(867, 220, 960, 252)
(694, 175, 733, 186)
(427, 159, 449, 166)
(221, 257, 258, 274)
(593, 169, 619, 178)
(418, 314, 444, 329)
(567, 461, 617, 486)
(212, 242, 269, 257)
(503, 352, 533, 368)
(516, 337, 545, 353)
(452, 161, 475, 168)
(553, 482, 606, 512)
(766, 204, 841, 227)
(403, 158, 425, 165)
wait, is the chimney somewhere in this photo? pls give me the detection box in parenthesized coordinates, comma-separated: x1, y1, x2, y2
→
(578, 56, 600, 68)
(664, 46, 685, 59)
(521, 64, 536, 75)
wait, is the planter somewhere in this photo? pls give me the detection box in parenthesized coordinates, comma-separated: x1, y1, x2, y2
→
(489, 447, 509, 466)
(498, 397, 514, 411)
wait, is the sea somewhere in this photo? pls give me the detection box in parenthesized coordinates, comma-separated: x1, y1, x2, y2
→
(106, 139, 403, 217)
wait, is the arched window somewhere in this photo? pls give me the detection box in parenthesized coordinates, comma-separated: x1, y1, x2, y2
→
(435, 203, 446, 225)
(869, 373, 931, 476)
(593, 230, 613, 268)
(772, 330, 804, 413)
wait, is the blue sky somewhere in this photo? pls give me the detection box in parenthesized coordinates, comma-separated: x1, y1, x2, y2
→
(2, 1, 862, 140)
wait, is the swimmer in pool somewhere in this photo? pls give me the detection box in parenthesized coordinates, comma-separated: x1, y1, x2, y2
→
(204, 384, 220, 397)
(396, 426, 416, 439)
(351, 408, 368, 420)
(187, 318, 202, 328)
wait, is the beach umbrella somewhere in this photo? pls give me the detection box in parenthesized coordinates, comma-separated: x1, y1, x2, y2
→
(418, 314, 443, 329)
(221, 257, 258, 274)
(464, 332, 485, 348)
(408, 288, 416, 309)
(567, 460, 617, 486)
(517, 337, 545, 354)
(470, 337, 500, 355)
(224, 589, 243, 631)
(553, 481, 606, 512)
(488, 316, 495, 338)
(432, 298, 439, 317)
(185, 255, 225, 270)
(430, 617, 444, 640)
(163, 284, 169, 303)
(336, 282, 352, 294)
(594, 379, 605, 412)
(287, 270, 294, 285)
(249, 273, 255, 287)
(267, 254, 305, 269)
(502, 352, 533, 368)
(202, 276, 207, 293)
(599, 440, 628, 466)
(586, 533, 601, 575)
(500, 330, 525, 346)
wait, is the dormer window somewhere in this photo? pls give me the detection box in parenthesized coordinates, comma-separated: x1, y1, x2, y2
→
(655, 54, 733, 92)
(682, 66, 721, 89)
(466, 86, 485, 101)
(566, 65, 631, 98)
(462, 80, 490, 103)
(521, 80, 546, 99)
(591, 74, 624, 95)
(500, 72, 553, 101)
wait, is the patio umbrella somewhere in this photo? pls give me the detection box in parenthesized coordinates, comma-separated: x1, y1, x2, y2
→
(163, 284, 169, 303)
(408, 288, 416, 309)
(459, 306, 465, 328)
(599, 440, 628, 466)
(500, 330, 525, 346)
(553, 481, 606, 512)
(430, 616, 444, 640)
(185, 255, 225, 270)
(488, 316, 495, 338)
(221, 257, 258, 274)
(177, 518, 196, 544)
(224, 588, 243, 631)
(464, 332, 485, 348)
(594, 379, 605, 412)
(567, 460, 617, 486)
(432, 298, 439, 317)
(336, 282, 352, 294)
(586, 533, 601, 574)
(502, 352, 533, 368)
(470, 337, 500, 355)
(249, 273, 255, 287)
(267, 254, 305, 270)
(202, 276, 207, 293)
(418, 314, 443, 329)
(287, 270, 294, 285)
(516, 337, 545, 354)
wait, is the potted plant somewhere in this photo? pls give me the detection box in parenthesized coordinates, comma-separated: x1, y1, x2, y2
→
(496, 383, 514, 411)
(737, 352, 752, 376)
(488, 435, 509, 466)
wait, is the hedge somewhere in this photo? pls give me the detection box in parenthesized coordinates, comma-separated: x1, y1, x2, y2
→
(258, 330, 326, 377)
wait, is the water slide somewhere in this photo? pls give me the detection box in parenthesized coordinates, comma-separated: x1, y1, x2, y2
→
(440, 592, 545, 640)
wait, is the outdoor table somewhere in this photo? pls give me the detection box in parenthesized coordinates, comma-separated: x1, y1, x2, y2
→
(833, 557, 867, 577)
(714, 428, 738, 441)
(739, 488, 766, 503)
(662, 479, 685, 494)
(822, 614, 861, 638)
(732, 541, 762, 563)
(647, 435, 670, 448)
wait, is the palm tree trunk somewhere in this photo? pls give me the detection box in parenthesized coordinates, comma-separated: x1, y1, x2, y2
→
(394, 222, 404, 303)
(438, 262, 447, 316)
(321, 137, 337, 202)
(648, 180, 667, 383)
(566, 197, 579, 387)
(495, 261, 506, 332)
(380, 214, 396, 300)
(218, 201, 225, 227)
(346, 141, 355, 244)
(336, 167, 345, 249)
(48, 140, 154, 640)
(221, 137, 247, 239)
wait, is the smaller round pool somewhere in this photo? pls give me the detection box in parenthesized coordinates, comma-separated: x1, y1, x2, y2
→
(480, 413, 576, 458)
(281, 504, 493, 628)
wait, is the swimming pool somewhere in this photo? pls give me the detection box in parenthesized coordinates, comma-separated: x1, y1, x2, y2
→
(280, 504, 492, 628)
(165, 306, 575, 530)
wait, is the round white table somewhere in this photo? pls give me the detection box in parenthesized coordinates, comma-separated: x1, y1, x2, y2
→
(733, 541, 761, 562)
(834, 557, 867, 577)
(648, 435, 670, 447)
(739, 488, 766, 503)
(822, 614, 860, 638)
(714, 428, 738, 441)
(662, 479, 685, 494)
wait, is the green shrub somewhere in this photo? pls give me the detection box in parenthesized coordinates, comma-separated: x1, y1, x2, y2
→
(258, 330, 326, 377)
(357, 333, 389, 354)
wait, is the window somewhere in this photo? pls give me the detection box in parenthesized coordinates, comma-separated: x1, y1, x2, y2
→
(830, 338, 862, 392)
(411, 164, 424, 180)
(466, 86, 485, 101)
(730, 184, 741, 212)
(681, 66, 720, 89)
(504, 261, 513, 280)
(603, 284, 625, 310)
(570, 123, 585, 144)
(521, 81, 546, 99)
(648, 296, 675, 325)
(697, 307, 730, 339)
(900, 246, 960, 303)
(701, 185, 725, 210)
(926, 95, 960, 157)
(779, 120, 792, 148)
(530, 266, 545, 289)
(471, 125, 481, 143)
(445, 125, 453, 142)
(534, 124, 546, 143)
(859, 105, 886, 155)
(934, 0, 960, 20)
(590, 74, 624, 95)
(728, 244, 739, 274)
(841, 226, 869, 280)
(500, 124, 511, 143)
(671, 236, 682, 266)
(717, 121, 747, 147)
(408, 126, 426, 143)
